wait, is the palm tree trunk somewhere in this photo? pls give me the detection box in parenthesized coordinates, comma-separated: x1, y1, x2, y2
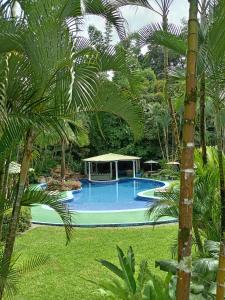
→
(200, 72, 207, 165)
(61, 138, 66, 181)
(163, 14, 181, 158)
(176, 1, 198, 299)
(163, 127, 169, 161)
(0, 161, 6, 194)
(0, 129, 35, 299)
(193, 223, 204, 255)
(0, 153, 12, 242)
(2, 152, 12, 198)
(216, 128, 225, 300)
(157, 127, 165, 160)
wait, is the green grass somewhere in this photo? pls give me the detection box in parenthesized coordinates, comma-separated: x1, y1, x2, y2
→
(16, 225, 177, 300)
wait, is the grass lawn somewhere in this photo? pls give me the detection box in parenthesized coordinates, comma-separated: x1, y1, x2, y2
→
(16, 225, 177, 300)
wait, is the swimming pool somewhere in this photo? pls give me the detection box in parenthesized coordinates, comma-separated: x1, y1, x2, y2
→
(64, 179, 165, 212)
(31, 178, 177, 226)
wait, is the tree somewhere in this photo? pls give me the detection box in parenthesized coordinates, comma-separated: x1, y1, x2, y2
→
(0, 0, 143, 297)
(176, 1, 198, 299)
(137, 1, 181, 158)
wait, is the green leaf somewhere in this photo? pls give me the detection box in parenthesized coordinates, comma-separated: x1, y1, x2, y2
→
(137, 260, 149, 290)
(116, 245, 136, 294)
(127, 246, 135, 274)
(142, 280, 157, 300)
(155, 260, 178, 275)
(97, 259, 124, 280)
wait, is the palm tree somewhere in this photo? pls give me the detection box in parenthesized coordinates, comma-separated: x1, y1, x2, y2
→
(175, 1, 198, 299)
(0, 1, 143, 298)
(147, 148, 221, 254)
(138, 1, 225, 297)
(141, 2, 182, 158)
(140, 1, 216, 166)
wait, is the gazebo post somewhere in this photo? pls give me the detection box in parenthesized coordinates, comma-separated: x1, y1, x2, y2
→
(88, 162, 91, 181)
(132, 160, 136, 178)
(110, 162, 113, 179)
(115, 161, 118, 180)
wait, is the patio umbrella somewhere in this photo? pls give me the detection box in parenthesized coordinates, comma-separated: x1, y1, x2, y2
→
(144, 160, 158, 172)
(166, 161, 180, 165)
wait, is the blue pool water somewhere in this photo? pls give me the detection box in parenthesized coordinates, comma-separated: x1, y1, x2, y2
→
(65, 179, 165, 211)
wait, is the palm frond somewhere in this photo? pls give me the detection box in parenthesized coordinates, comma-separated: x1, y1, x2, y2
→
(84, 0, 126, 40)
(21, 189, 72, 243)
(146, 191, 179, 221)
(83, 80, 143, 141)
(138, 23, 187, 55)
(207, 0, 225, 63)
(16, 254, 49, 275)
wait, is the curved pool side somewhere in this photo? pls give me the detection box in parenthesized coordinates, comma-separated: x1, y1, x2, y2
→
(31, 178, 177, 227)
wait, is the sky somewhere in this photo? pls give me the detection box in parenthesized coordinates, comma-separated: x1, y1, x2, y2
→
(83, 0, 189, 42)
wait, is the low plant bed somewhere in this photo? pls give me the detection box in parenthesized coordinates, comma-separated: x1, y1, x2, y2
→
(47, 179, 81, 192)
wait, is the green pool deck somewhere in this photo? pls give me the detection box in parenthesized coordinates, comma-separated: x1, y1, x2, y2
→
(30, 180, 177, 227)
(31, 205, 176, 227)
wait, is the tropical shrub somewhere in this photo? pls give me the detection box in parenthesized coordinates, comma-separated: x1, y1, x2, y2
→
(47, 180, 81, 192)
(147, 148, 221, 255)
(93, 246, 173, 300)
(2, 207, 31, 241)
(156, 240, 220, 299)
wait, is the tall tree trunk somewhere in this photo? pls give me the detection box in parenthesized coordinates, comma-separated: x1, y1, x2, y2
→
(61, 138, 66, 181)
(193, 222, 204, 255)
(0, 153, 12, 242)
(216, 127, 225, 300)
(176, 1, 198, 299)
(2, 152, 11, 198)
(0, 161, 6, 194)
(163, 127, 169, 161)
(163, 14, 181, 158)
(0, 129, 35, 299)
(200, 72, 207, 165)
(157, 127, 165, 160)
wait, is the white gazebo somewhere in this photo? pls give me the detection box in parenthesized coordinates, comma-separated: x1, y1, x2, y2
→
(83, 153, 141, 181)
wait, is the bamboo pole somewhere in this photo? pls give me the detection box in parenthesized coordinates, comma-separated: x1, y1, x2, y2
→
(0, 129, 35, 299)
(176, 1, 198, 299)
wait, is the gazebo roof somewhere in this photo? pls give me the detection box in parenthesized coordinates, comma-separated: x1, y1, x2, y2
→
(83, 153, 141, 162)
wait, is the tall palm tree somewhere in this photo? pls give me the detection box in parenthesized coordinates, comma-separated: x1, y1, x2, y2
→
(175, 1, 198, 299)
(138, 1, 182, 158)
(0, 1, 143, 298)
(143, 1, 225, 297)
(118, 0, 181, 158)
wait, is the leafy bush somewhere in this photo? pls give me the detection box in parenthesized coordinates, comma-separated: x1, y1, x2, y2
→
(2, 207, 31, 241)
(28, 170, 39, 184)
(47, 179, 81, 191)
(93, 246, 173, 300)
